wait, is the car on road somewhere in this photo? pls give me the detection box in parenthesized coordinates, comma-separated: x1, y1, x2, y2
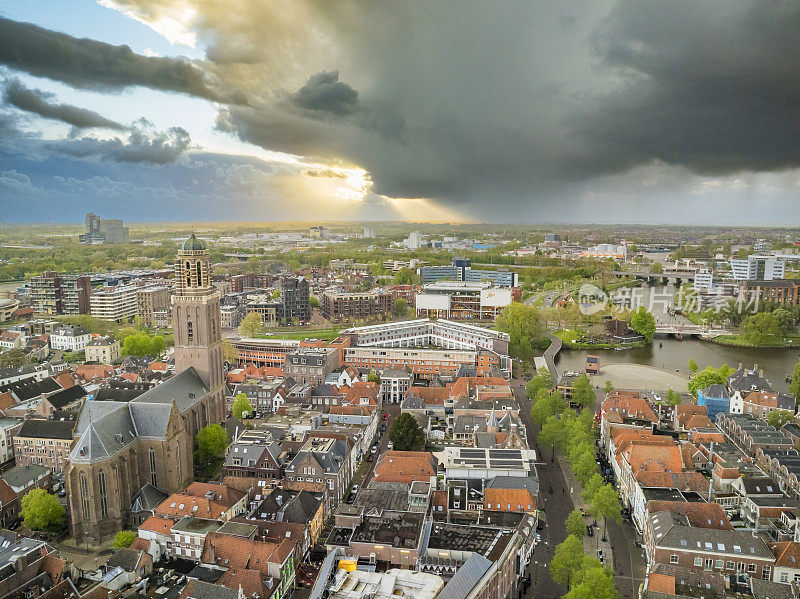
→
(387, 441, 394, 449)
(367, 454, 373, 462)
(534, 533, 541, 544)
(380, 425, 386, 432)
(597, 549, 604, 558)
(371, 445, 378, 454)
(383, 413, 388, 421)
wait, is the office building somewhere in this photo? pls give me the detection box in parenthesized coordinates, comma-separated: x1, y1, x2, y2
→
(402, 231, 424, 250)
(136, 286, 171, 327)
(363, 225, 376, 238)
(418, 258, 518, 287)
(730, 255, 785, 281)
(694, 269, 714, 291)
(49, 325, 92, 351)
(227, 273, 254, 293)
(80, 212, 130, 244)
(415, 281, 513, 320)
(89, 285, 138, 321)
(322, 288, 392, 320)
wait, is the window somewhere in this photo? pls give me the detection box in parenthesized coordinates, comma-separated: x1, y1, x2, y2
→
(715, 560, 723, 570)
(149, 449, 157, 487)
(781, 572, 789, 583)
(694, 557, 703, 567)
(762, 566, 771, 580)
(704, 559, 713, 571)
(79, 472, 90, 519)
(98, 470, 108, 518)
(670, 555, 679, 564)
(747, 564, 756, 573)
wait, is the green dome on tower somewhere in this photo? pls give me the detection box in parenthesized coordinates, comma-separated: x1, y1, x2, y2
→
(182, 233, 207, 251)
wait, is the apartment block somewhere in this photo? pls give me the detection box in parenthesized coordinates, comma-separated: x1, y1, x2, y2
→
(322, 288, 392, 320)
(90, 285, 138, 321)
(137, 286, 171, 326)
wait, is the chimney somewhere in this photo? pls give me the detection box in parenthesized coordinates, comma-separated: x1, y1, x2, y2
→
(759, 369, 764, 378)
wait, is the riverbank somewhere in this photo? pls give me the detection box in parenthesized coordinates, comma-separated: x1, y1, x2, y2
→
(586, 363, 689, 392)
(555, 328, 646, 350)
(708, 334, 800, 349)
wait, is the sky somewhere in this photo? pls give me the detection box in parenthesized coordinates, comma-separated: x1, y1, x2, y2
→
(0, 0, 799, 224)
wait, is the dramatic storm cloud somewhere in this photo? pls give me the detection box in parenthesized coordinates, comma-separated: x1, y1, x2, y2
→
(0, 16, 241, 103)
(3, 79, 126, 130)
(2, 1, 800, 222)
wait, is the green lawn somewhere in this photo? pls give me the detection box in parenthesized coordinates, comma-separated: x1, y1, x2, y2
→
(259, 328, 342, 341)
(712, 334, 800, 348)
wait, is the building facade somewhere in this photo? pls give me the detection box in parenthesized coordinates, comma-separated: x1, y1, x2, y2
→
(90, 285, 138, 321)
(137, 286, 171, 327)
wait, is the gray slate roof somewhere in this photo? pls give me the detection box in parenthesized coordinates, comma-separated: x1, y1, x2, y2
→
(18, 418, 74, 440)
(437, 552, 493, 599)
(1, 464, 50, 489)
(131, 484, 168, 513)
(131, 367, 208, 413)
(656, 524, 773, 558)
(106, 548, 145, 572)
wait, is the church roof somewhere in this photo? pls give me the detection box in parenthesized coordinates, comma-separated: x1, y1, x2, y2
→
(132, 367, 208, 413)
(182, 233, 207, 251)
(131, 483, 169, 513)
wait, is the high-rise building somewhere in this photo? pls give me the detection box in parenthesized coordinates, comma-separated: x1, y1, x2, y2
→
(80, 212, 130, 244)
(29, 272, 91, 316)
(280, 276, 310, 323)
(136, 286, 171, 327)
(172, 234, 226, 424)
(729, 255, 785, 281)
(418, 258, 518, 287)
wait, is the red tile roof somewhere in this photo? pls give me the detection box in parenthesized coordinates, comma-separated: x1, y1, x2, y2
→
(138, 516, 174, 535)
(156, 494, 226, 520)
(646, 500, 732, 529)
(373, 451, 438, 484)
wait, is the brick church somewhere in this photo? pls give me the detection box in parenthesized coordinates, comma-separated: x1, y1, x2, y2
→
(65, 235, 226, 541)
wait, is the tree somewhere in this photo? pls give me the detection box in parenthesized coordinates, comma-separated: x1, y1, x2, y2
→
(564, 566, 617, 599)
(550, 535, 585, 586)
(565, 509, 586, 539)
(222, 339, 238, 363)
(530, 390, 566, 427)
(687, 365, 730, 398)
(688, 359, 698, 374)
(309, 296, 320, 308)
(389, 413, 425, 450)
(650, 262, 663, 274)
(767, 410, 794, 430)
(367, 370, 381, 384)
(665, 389, 681, 406)
(590, 483, 622, 539)
(742, 312, 784, 345)
(121, 332, 166, 357)
(526, 369, 551, 400)
(20, 489, 65, 531)
(494, 303, 547, 360)
(113, 530, 138, 548)
(603, 380, 614, 395)
(239, 312, 264, 338)
(394, 297, 408, 317)
(271, 289, 281, 299)
(791, 359, 800, 404)
(582, 473, 605, 504)
(539, 415, 568, 454)
(196, 424, 228, 464)
(571, 375, 595, 409)
(232, 393, 254, 419)
(571, 447, 599, 485)
(629, 306, 656, 343)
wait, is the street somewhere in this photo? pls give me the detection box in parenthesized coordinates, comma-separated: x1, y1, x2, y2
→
(512, 375, 646, 598)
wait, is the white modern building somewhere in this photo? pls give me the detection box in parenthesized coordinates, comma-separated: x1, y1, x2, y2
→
(49, 325, 92, 351)
(415, 281, 513, 320)
(402, 231, 425, 250)
(730, 255, 786, 281)
(441, 447, 537, 480)
(90, 285, 138, 321)
(693, 269, 714, 291)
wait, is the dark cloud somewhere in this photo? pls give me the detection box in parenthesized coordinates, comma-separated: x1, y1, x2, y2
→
(48, 126, 191, 164)
(0, 17, 243, 103)
(290, 71, 359, 116)
(3, 79, 126, 130)
(570, 1, 800, 178)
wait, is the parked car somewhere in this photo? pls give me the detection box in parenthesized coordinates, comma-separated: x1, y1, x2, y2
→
(367, 455, 373, 462)
(371, 445, 378, 454)
(380, 425, 386, 432)
(597, 549, 604, 558)
(382, 413, 388, 421)
(387, 441, 394, 450)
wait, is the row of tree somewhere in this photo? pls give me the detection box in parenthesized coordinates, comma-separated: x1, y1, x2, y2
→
(550, 535, 617, 598)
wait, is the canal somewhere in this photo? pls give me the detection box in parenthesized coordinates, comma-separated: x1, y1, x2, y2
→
(553, 284, 800, 393)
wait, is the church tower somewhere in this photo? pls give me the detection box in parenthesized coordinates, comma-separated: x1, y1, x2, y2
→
(172, 234, 225, 424)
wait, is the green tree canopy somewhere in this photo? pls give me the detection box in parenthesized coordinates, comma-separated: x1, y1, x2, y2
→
(742, 312, 784, 345)
(688, 365, 733, 397)
(121, 332, 166, 357)
(530, 390, 566, 427)
(196, 424, 228, 463)
(791, 359, 800, 405)
(389, 413, 425, 450)
(367, 370, 381, 384)
(564, 565, 618, 599)
(239, 312, 264, 338)
(590, 483, 622, 537)
(767, 410, 794, 430)
(494, 303, 547, 360)
(688, 359, 698, 373)
(394, 297, 408, 317)
(21, 489, 65, 531)
(309, 296, 320, 308)
(603, 380, 614, 395)
(0, 348, 27, 369)
(582, 473, 605, 504)
(393, 268, 418, 285)
(665, 389, 681, 406)
(526, 369, 552, 400)
(629, 306, 656, 343)
(571, 374, 595, 409)
(565, 509, 586, 539)
(113, 530, 138, 548)
(550, 535, 585, 586)
(232, 393, 254, 419)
